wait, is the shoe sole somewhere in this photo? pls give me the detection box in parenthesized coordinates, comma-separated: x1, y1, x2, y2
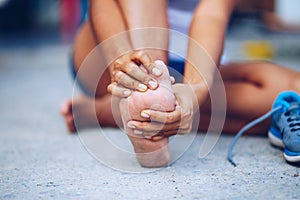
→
(268, 131, 284, 148)
(284, 153, 300, 162)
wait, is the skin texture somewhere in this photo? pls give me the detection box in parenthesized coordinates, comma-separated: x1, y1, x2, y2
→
(119, 60, 176, 167)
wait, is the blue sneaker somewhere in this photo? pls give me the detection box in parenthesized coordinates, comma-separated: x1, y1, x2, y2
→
(268, 91, 300, 150)
(228, 91, 300, 166)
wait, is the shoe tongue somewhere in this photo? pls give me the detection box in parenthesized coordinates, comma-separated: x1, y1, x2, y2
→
(288, 103, 300, 115)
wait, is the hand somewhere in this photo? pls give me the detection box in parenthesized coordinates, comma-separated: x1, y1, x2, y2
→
(108, 72, 176, 98)
(107, 50, 163, 96)
(126, 83, 206, 140)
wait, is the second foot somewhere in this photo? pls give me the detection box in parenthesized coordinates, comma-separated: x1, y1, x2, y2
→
(60, 95, 121, 133)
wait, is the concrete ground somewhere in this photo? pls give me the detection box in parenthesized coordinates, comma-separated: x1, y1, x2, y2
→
(1, 23, 300, 199)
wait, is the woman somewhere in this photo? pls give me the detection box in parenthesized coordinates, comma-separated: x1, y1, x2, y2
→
(61, 0, 300, 167)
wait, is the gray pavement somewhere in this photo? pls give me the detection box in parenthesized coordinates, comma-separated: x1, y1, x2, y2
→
(1, 36, 300, 199)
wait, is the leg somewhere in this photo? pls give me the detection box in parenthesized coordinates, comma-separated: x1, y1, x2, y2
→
(61, 20, 119, 132)
(199, 61, 300, 134)
(61, 3, 174, 168)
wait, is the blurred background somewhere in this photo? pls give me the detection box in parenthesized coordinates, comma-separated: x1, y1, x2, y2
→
(0, 0, 299, 59)
(0, 1, 300, 199)
(0, 0, 88, 46)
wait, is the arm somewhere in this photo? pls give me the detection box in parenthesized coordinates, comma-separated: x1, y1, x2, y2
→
(89, 0, 132, 61)
(89, 0, 168, 93)
(118, 0, 169, 62)
(127, 0, 237, 139)
(185, 0, 237, 102)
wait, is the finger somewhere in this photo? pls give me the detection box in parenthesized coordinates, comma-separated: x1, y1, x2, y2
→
(140, 105, 182, 123)
(121, 62, 159, 90)
(128, 120, 182, 133)
(107, 82, 132, 97)
(130, 51, 152, 66)
(131, 51, 163, 77)
(114, 71, 148, 92)
(151, 135, 165, 141)
(147, 128, 191, 139)
(112, 59, 124, 81)
(163, 128, 192, 136)
(126, 128, 145, 139)
(142, 129, 180, 139)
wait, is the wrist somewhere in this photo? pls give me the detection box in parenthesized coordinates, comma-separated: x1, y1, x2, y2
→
(191, 82, 209, 104)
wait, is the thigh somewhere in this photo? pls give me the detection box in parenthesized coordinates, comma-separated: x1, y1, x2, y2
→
(73, 20, 111, 97)
(220, 61, 300, 92)
(198, 61, 300, 133)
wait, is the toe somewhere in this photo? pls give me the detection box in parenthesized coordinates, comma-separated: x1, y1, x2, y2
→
(66, 115, 76, 133)
(60, 100, 72, 116)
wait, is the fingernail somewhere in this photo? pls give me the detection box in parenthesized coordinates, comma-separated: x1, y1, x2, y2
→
(123, 90, 131, 96)
(148, 80, 158, 89)
(138, 84, 147, 91)
(127, 123, 136, 129)
(141, 111, 150, 118)
(144, 136, 152, 139)
(134, 130, 143, 135)
(152, 67, 162, 76)
(152, 135, 164, 141)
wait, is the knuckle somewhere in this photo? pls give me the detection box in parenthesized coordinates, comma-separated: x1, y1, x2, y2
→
(183, 109, 193, 118)
(134, 50, 146, 58)
(175, 110, 182, 118)
(125, 62, 136, 74)
(142, 76, 152, 84)
(113, 60, 122, 69)
(129, 80, 137, 88)
(127, 80, 140, 89)
(167, 113, 175, 122)
(114, 58, 122, 64)
(132, 50, 151, 64)
(147, 63, 155, 70)
(181, 123, 190, 130)
(107, 85, 113, 93)
(116, 71, 125, 81)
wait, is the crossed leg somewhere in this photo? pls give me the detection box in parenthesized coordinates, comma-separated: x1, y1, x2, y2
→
(199, 62, 300, 134)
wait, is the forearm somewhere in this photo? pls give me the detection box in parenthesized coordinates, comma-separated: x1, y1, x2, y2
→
(118, 0, 169, 61)
(184, 0, 236, 99)
(89, 0, 132, 63)
(185, 15, 227, 88)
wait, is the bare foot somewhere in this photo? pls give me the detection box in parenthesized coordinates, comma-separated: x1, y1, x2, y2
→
(60, 94, 121, 133)
(119, 60, 176, 167)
